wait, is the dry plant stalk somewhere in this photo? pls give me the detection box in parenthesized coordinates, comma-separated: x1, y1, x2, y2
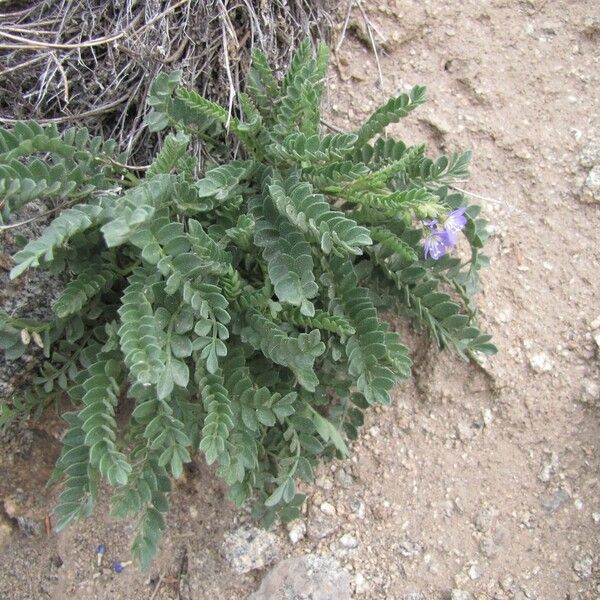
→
(0, 0, 336, 164)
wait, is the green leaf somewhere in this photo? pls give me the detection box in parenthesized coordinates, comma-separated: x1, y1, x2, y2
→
(355, 85, 426, 147)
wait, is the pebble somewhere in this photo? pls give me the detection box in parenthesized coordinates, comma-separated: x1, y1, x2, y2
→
(335, 468, 354, 488)
(0, 512, 14, 548)
(456, 422, 474, 442)
(541, 489, 570, 513)
(249, 554, 351, 600)
(581, 166, 600, 203)
(497, 307, 513, 323)
(521, 511, 536, 529)
(320, 501, 336, 516)
(468, 564, 481, 580)
(451, 590, 472, 600)
(592, 512, 600, 524)
(500, 575, 515, 592)
(573, 555, 593, 579)
(287, 520, 306, 544)
(355, 573, 369, 594)
(480, 536, 498, 558)
(350, 498, 366, 519)
(482, 408, 494, 427)
(582, 379, 600, 400)
(475, 507, 495, 533)
(397, 536, 422, 558)
(538, 451, 559, 482)
(222, 524, 280, 574)
(308, 505, 337, 540)
(579, 143, 600, 168)
(339, 533, 359, 549)
(315, 476, 333, 491)
(528, 352, 554, 373)
(423, 553, 439, 574)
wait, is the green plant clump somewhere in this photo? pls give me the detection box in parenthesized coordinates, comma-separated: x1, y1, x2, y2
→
(0, 40, 495, 568)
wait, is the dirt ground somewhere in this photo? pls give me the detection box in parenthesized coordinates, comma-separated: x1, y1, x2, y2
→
(1, 0, 599, 598)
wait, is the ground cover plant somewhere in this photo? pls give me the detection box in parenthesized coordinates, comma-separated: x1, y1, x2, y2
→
(0, 40, 495, 569)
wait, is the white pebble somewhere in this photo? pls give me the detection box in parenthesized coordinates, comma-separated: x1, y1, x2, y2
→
(320, 501, 336, 516)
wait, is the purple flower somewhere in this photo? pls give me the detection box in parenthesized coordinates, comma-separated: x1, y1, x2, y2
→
(443, 207, 467, 244)
(423, 218, 438, 230)
(423, 229, 451, 260)
(95, 544, 106, 556)
(113, 561, 125, 573)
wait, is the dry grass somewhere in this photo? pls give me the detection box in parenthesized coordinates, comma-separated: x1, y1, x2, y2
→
(0, 0, 336, 163)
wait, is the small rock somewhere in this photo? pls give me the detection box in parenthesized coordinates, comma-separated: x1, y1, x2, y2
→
(403, 594, 423, 600)
(541, 489, 570, 513)
(222, 524, 280, 574)
(541, 24, 557, 35)
(320, 501, 336, 516)
(3, 494, 44, 537)
(354, 572, 369, 594)
(475, 507, 495, 533)
(335, 468, 354, 488)
(573, 555, 593, 579)
(0, 512, 15, 548)
(497, 307, 513, 323)
(528, 352, 554, 373)
(521, 511, 536, 529)
(480, 536, 498, 558)
(287, 520, 307, 544)
(350, 498, 366, 519)
(308, 504, 337, 540)
(590, 314, 600, 330)
(15, 515, 42, 536)
(582, 379, 600, 401)
(581, 166, 600, 203)
(538, 451, 559, 482)
(397, 536, 422, 558)
(594, 332, 600, 353)
(592, 512, 600, 524)
(249, 554, 351, 600)
(580, 143, 600, 168)
(339, 533, 359, 549)
(468, 564, 482, 580)
(423, 552, 440, 574)
(456, 422, 474, 442)
(451, 590, 472, 600)
(582, 17, 600, 37)
(482, 408, 494, 427)
(315, 476, 333, 491)
(499, 575, 515, 592)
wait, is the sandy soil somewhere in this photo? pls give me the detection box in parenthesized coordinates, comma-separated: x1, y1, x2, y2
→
(1, 1, 599, 598)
